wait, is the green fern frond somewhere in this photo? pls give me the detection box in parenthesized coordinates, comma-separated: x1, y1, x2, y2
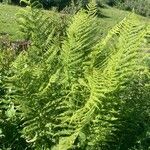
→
(87, 0, 97, 16)
(55, 13, 149, 150)
(17, 0, 63, 51)
(62, 10, 99, 81)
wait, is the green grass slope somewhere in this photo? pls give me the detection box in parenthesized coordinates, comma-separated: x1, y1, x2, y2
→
(0, 4, 22, 40)
(98, 7, 150, 37)
(0, 4, 149, 40)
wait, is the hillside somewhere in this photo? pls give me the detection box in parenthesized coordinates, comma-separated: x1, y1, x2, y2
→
(0, 4, 149, 40)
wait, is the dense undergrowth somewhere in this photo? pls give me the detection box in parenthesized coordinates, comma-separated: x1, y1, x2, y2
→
(0, 0, 150, 150)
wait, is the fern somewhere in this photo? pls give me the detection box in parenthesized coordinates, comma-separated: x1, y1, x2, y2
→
(17, 0, 66, 50)
(87, 0, 97, 16)
(5, 1, 150, 149)
(62, 9, 99, 82)
(54, 13, 149, 149)
(6, 1, 67, 149)
(0, 47, 31, 149)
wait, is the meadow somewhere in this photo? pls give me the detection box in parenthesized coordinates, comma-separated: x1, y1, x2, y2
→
(0, 4, 149, 40)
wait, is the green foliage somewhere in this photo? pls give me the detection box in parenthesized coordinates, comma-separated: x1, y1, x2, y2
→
(87, 0, 97, 16)
(0, 48, 31, 150)
(1, 1, 150, 150)
(96, 0, 120, 6)
(117, 0, 150, 17)
(96, 0, 150, 17)
(17, 0, 69, 50)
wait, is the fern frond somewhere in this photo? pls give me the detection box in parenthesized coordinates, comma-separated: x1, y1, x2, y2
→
(56, 13, 149, 149)
(62, 9, 99, 81)
(8, 14, 64, 148)
(87, 0, 97, 16)
(17, 0, 63, 51)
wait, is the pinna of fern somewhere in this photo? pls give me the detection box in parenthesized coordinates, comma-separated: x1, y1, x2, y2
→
(6, 1, 150, 150)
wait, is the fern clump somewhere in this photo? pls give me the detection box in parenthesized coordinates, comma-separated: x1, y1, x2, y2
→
(2, 1, 150, 149)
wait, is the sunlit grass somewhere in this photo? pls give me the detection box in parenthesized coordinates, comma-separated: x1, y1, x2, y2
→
(0, 4, 149, 40)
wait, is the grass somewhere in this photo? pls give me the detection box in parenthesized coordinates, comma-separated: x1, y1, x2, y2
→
(98, 7, 150, 37)
(0, 3, 149, 41)
(0, 4, 22, 40)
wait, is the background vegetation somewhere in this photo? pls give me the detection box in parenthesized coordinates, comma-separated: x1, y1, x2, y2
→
(0, 0, 150, 16)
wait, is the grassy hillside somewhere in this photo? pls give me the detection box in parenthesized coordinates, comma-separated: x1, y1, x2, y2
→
(0, 4, 21, 40)
(0, 4, 149, 40)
